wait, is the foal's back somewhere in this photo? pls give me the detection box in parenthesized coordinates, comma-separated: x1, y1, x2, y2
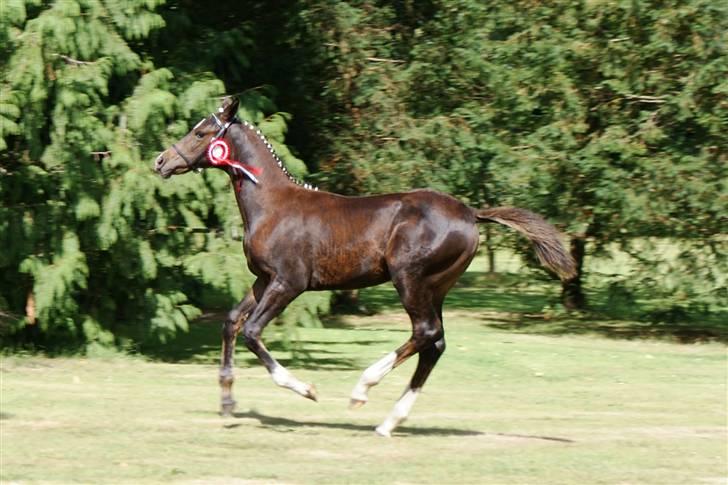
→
(247, 188, 478, 291)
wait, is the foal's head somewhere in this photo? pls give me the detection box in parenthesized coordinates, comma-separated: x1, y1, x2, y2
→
(154, 97, 240, 178)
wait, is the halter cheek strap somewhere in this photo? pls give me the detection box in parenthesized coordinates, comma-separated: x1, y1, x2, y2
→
(212, 113, 234, 138)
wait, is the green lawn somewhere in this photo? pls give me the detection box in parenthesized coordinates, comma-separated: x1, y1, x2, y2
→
(2, 304, 726, 484)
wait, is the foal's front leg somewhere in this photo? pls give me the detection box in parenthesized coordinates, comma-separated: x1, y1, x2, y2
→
(220, 286, 260, 415)
(242, 279, 318, 401)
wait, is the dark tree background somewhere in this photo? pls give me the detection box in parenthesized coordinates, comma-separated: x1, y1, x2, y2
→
(1, 0, 725, 350)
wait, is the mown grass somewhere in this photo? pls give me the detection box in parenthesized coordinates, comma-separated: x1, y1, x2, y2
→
(2, 306, 726, 484)
(3, 254, 726, 483)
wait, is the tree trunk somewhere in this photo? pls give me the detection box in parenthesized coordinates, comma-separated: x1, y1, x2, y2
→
(485, 225, 496, 273)
(332, 289, 372, 314)
(333, 289, 359, 306)
(562, 236, 586, 310)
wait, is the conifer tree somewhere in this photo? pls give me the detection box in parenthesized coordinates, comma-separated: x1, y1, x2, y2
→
(1, 0, 329, 350)
(277, 0, 726, 314)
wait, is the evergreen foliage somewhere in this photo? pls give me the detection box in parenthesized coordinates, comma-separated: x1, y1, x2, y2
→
(1, 0, 327, 350)
(1, 0, 724, 349)
(275, 0, 726, 314)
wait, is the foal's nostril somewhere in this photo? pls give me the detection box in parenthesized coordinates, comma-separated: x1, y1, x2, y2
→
(154, 154, 165, 171)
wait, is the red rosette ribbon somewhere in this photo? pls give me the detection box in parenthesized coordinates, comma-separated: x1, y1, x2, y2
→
(207, 138, 262, 183)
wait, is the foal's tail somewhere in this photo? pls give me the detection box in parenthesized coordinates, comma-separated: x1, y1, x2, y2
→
(474, 207, 576, 280)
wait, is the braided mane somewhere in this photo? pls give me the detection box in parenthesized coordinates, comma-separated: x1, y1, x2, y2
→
(240, 120, 317, 191)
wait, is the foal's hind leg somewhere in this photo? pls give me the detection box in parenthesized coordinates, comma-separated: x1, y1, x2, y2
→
(374, 300, 445, 437)
(376, 327, 445, 436)
(349, 281, 444, 413)
(369, 254, 472, 435)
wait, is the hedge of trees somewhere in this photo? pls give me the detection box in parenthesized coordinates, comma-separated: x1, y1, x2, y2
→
(1, 0, 725, 350)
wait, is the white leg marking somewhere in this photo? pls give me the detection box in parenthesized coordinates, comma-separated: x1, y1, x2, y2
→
(375, 387, 420, 437)
(270, 363, 315, 399)
(350, 351, 397, 404)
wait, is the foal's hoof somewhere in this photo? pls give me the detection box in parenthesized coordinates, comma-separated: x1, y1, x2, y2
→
(374, 425, 392, 438)
(304, 384, 318, 402)
(220, 399, 237, 416)
(349, 398, 367, 410)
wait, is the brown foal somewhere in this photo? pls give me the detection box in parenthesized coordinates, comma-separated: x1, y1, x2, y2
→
(154, 97, 575, 436)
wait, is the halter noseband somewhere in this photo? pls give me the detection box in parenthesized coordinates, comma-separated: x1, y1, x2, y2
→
(171, 142, 196, 167)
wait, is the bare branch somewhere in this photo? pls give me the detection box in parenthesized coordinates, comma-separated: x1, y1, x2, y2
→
(91, 151, 111, 161)
(624, 94, 667, 104)
(366, 57, 405, 64)
(146, 226, 242, 239)
(55, 54, 94, 66)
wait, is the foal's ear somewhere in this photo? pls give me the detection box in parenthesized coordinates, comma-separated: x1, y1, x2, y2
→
(218, 96, 240, 122)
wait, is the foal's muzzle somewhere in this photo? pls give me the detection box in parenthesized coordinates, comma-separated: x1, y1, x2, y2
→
(154, 152, 178, 178)
(154, 153, 166, 172)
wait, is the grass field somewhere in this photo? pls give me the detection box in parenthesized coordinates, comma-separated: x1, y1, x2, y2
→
(3, 284, 727, 484)
(2, 259, 727, 484)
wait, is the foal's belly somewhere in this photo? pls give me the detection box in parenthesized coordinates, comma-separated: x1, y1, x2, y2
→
(310, 273, 390, 291)
(308, 242, 390, 290)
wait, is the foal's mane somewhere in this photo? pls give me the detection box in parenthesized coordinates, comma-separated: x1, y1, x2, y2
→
(239, 119, 317, 191)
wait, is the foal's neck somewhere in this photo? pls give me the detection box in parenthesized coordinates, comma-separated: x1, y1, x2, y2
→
(229, 123, 295, 186)
(226, 123, 303, 230)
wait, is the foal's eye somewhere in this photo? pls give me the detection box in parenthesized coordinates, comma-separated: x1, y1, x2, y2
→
(195, 132, 204, 139)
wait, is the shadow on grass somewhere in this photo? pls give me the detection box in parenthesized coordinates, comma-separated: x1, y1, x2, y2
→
(358, 274, 550, 315)
(140, 313, 385, 369)
(223, 410, 574, 442)
(355, 271, 727, 343)
(139, 314, 223, 364)
(487, 316, 728, 343)
(144, 271, 725, 365)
